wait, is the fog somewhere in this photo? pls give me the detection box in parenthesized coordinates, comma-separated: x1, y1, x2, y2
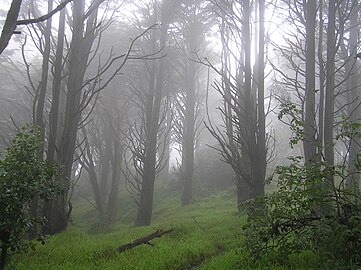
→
(0, 0, 360, 268)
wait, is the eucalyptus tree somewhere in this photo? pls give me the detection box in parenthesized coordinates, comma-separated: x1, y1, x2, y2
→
(171, 0, 211, 205)
(340, 1, 360, 193)
(120, 0, 178, 226)
(11, 0, 157, 232)
(203, 0, 268, 208)
(79, 91, 127, 223)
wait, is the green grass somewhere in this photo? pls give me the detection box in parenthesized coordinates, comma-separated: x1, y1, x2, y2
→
(7, 189, 324, 269)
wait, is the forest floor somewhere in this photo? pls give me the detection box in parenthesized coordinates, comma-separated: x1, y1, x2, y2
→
(8, 188, 324, 269)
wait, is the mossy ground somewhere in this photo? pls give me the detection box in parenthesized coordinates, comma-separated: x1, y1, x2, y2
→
(7, 188, 323, 269)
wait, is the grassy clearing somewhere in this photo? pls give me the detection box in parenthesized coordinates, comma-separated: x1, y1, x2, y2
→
(8, 189, 324, 269)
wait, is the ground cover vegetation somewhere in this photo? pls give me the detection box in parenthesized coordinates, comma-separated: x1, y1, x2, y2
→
(7, 190, 327, 270)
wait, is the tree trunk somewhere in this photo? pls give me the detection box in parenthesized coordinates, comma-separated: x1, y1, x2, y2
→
(43, 7, 66, 233)
(52, 0, 98, 233)
(30, 0, 53, 231)
(346, 2, 360, 193)
(135, 4, 168, 226)
(106, 141, 123, 223)
(254, 0, 266, 198)
(303, 0, 317, 164)
(99, 121, 112, 207)
(0, 0, 22, 55)
(181, 53, 196, 205)
(0, 240, 8, 270)
(318, 0, 325, 154)
(324, 0, 336, 184)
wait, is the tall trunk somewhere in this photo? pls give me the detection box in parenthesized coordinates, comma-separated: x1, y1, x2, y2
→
(99, 121, 112, 207)
(52, 0, 98, 233)
(43, 8, 65, 233)
(106, 140, 123, 223)
(346, 2, 360, 193)
(324, 0, 336, 184)
(34, 0, 53, 137)
(304, 0, 317, 164)
(181, 47, 196, 205)
(159, 107, 171, 181)
(243, 0, 255, 197)
(318, 0, 325, 155)
(254, 0, 266, 197)
(30, 0, 53, 233)
(135, 4, 168, 226)
(0, 241, 7, 270)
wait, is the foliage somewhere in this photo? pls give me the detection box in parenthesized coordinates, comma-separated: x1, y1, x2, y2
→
(0, 126, 62, 255)
(243, 156, 361, 267)
(9, 189, 325, 269)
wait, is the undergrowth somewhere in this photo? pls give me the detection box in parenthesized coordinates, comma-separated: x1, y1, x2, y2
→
(7, 188, 325, 269)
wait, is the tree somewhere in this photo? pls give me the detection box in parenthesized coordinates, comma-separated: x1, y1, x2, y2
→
(0, 0, 73, 55)
(203, 0, 269, 209)
(0, 126, 61, 270)
(173, 0, 209, 205)
(344, 1, 360, 194)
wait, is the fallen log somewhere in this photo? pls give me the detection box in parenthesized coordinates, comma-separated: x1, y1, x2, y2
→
(117, 228, 174, 253)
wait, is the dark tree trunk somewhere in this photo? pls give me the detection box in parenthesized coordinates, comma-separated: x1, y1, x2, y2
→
(254, 0, 266, 198)
(106, 141, 123, 223)
(0, 0, 22, 55)
(135, 2, 168, 226)
(181, 57, 196, 206)
(30, 0, 53, 232)
(324, 0, 336, 184)
(52, 0, 98, 233)
(43, 7, 65, 234)
(303, 0, 317, 164)
(346, 2, 360, 193)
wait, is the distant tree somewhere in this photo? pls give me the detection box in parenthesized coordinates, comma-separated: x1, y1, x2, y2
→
(166, 0, 209, 205)
(78, 93, 127, 223)
(204, 0, 269, 209)
(0, 126, 61, 270)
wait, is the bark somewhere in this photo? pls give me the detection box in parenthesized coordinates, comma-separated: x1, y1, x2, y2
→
(0, 0, 73, 55)
(243, 0, 258, 198)
(324, 0, 336, 183)
(47, 7, 65, 163)
(254, 0, 266, 197)
(135, 2, 168, 226)
(0, 240, 8, 270)
(29, 0, 53, 234)
(303, 0, 317, 164)
(99, 121, 112, 208)
(43, 8, 65, 233)
(106, 141, 123, 223)
(34, 0, 53, 135)
(117, 228, 174, 253)
(52, 0, 98, 233)
(318, 0, 325, 155)
(0, 0, 22, 55)
(346, 2, 360, 193)
(181, 44, 196, 206)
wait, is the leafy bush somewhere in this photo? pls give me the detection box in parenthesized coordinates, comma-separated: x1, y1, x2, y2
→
(0, 126, 62, 269)
(243, 156, 361, 267)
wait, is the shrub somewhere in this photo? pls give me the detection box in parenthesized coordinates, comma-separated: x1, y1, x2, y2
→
(0, 126, 62, 269)
(243, 156, 361, 268)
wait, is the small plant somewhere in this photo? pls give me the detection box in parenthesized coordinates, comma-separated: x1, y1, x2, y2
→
(0, 126, 62, 270)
